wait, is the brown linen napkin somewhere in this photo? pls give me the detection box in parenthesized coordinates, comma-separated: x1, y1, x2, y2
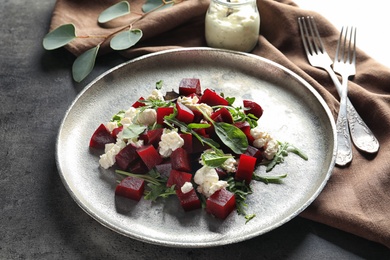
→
(48, 0, 390, 248)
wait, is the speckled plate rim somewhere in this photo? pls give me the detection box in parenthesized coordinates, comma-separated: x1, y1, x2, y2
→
(56, 47, 337, 248)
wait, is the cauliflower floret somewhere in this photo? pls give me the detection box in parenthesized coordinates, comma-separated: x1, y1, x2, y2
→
(158, 129, 184, 158)
(194, 166, 228, 197)
(180, 182, 194, 194)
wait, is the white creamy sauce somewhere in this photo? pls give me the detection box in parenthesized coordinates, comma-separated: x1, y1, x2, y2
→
(205, 0, 260, 52)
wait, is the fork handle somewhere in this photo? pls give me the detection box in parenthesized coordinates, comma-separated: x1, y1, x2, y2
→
(325, 66, 379, 154)
(335, 74, 353, 166)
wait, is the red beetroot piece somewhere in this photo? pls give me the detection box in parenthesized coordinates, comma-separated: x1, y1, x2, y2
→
(243, 100, 263, 119)
(176, 188, 201, 211)
(132, 97, 145, 108)
(155, 161, 172, 179)
(89, 124, 115, 149)
(199, 89, 229, 106)
(115, 144, 139, 170)
(156, 107, 174, 125)
(235, 154, 257, 184)
(171, 148, 191, 172)
(139, 128, 163, 148)
(136, 144, 162, 170)
(211, 107, 233, 124)
(206, 189, 236, 219)
(179, 133, 193, 154)
(111, 125, 123, 139)
(115, 176, 145, 201)
(129, 160, 149, 174)
(176, 102, 194, 124)
(245, 145, 263, 163)
(178, 78, 202, 96)
(166, 169, 192, 189)
(234, 121, 254, 145)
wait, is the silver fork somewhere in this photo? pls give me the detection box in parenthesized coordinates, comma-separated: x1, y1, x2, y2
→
(298, 16, 352, 166)
(332, 27, 380, 154)
(332, 27, 354, 165)
(298, 17, 379, 162)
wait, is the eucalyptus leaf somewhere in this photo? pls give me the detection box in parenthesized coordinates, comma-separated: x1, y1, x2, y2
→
(142, 0, 174, 13)
(110, 29, 143, 50)
(43, 24, 76, 50)
(98, 1, 130, 23)
(72, 45, 100, 82)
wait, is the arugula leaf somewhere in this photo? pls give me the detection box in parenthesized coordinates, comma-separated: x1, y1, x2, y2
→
(144, 183, 176, 201)
(265, 142, 308, 172)
(156, 80, 163, 90)
(213, 121, 248, 154)
(252, 173, 287, 184)
(121, 124, 147, 139)
(226, 177, 252, 216)
(201, 149, 233, 168)
(111, 110, 125, 125)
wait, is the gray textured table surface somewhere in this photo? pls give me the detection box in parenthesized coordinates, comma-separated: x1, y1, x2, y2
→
(1, 1, 389, 259)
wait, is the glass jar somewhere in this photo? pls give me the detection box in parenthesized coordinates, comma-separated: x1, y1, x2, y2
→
(205, 0, 260, 52)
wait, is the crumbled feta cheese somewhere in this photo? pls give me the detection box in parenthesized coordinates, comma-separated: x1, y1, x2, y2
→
(250, 127, 279, 160)
(99, 139, 126, 169)
(194, 166, 228, 197)
(177, 95, 199, 108)
(158, 129, 184, 158)
(177, 95, 213, 117)
(120, 107, 139, 127)
(221, 157, 237, 173)
(180, 182, 194, 194)
(105, 121, 118, 132)
(136, 108, 157, 126)
(147, 89, 164, 101)
(264, 138, 279, 160)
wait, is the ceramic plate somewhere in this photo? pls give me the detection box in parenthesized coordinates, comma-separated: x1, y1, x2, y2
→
(56, 47, 336, 248)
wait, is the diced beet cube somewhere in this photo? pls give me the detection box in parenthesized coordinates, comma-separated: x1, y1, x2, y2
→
(155, 161, 172, 179)
(192, 134, 210, 154)
(199, 89, 229, 106)
(206, 189, 236, 219)
(139, 128, 163, 147)
(111, 125, 123, 139)
(243, 100, 263, 119)
(215, 167, 229, 178)
(129, 160, 148, 174)
(211, 107, 233, 124)
(115, 144, 139, 170)
(176, 102, 194, 124)
(156, 107, 174, 125)
(191, 109, 203, 123)
(115, 176, 145, 201)
(136, 145, 162, 170)
(245, 145, 263, 163)
(176, 188, 201, 211)
(235, 154, 256, 184)
(166, 170, 192, 189)
(171, 148, 191, 172)
(179, 133, 193, 154)
(178, 78, 202, 96)
(234, 121, 254, 144)
(89, 124, 116, 149)
(132, 97, 145, 108)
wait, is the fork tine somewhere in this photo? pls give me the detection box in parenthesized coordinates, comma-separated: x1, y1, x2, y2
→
(298, 17, 311, 55)
(351, 27, 357, 65)
(334, 26, 344, 63)
(307, 16, 326, 54)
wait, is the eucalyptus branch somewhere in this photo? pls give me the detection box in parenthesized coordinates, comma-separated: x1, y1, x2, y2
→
(43, 0, 180, 82)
